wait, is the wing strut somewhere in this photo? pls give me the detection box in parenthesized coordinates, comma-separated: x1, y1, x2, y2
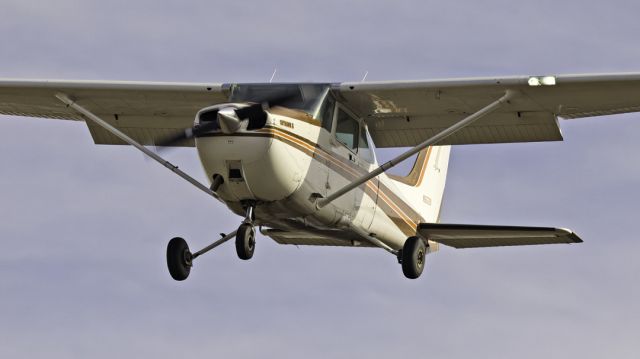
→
(316, 90, 516, 208)
(55, 93, 219, 200)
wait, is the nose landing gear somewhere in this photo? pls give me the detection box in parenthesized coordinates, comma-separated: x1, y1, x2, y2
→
(166, 204, 257, 281)
(235, 223, 256, 260)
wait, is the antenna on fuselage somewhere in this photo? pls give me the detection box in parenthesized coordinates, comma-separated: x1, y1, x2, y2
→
(269, 68, 277, 83)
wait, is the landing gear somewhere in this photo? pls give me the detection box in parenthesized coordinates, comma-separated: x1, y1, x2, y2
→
(235, 205, 256, 260)
(165, 204, 257, 281)
(235, 223, 256, 260)
(167, 237, 192, 281)
(399, 236, 428, 279)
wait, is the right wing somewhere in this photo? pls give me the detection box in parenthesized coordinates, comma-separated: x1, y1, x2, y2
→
(0, 79, 228, 146)
(418, 223, 583, 249)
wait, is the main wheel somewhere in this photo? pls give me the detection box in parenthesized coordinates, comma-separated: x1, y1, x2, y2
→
(235, 223, 256, 260)
(167, 237, 192, 281)
(401, 236, 428, 279)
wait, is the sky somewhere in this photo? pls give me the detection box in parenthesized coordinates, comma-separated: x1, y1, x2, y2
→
(1, 0, 640, 358)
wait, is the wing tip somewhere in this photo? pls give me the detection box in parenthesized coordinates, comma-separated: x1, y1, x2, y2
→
(557, 227, 584, 243)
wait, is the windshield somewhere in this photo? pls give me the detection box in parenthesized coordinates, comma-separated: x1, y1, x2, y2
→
(229, 83, 329, 115)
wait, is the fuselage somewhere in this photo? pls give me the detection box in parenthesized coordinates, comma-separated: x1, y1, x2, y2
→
(194, 103, 451, 250)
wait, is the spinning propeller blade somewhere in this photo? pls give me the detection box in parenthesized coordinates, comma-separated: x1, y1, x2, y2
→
(156, 90, 299, 147)
(155, 117, 220, 147)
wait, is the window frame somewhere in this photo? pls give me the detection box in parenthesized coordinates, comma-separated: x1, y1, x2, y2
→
(357, 122, 377, 164)
(316, 90, 336, 134)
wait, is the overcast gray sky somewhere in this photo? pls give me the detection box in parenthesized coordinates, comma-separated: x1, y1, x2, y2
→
(1, 0, 640, 358)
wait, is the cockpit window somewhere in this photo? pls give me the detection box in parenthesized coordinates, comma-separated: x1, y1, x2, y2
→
(229, 84, 329, 115)
(335, 108, 359, 150)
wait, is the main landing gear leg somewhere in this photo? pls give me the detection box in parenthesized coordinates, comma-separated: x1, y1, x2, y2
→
(166, 230, 237, 281)
(166, 205, 258, 281)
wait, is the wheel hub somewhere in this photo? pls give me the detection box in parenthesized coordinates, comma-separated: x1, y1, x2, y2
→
(183, 249, 193, 267)
(417, 249, 424, 268)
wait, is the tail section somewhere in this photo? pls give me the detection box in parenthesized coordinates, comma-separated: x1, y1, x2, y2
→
(387, 146, 451, 223)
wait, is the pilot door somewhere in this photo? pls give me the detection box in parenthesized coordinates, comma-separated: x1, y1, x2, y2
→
(327, 104, 378, 230)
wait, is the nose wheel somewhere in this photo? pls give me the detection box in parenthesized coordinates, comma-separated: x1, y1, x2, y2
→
(235, 204, 256, 260)
(235, 223, 256, 260)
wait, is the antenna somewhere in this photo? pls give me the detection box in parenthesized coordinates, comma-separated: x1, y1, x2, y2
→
(361, 71, 369, 82)
(269, 68, 277, 83)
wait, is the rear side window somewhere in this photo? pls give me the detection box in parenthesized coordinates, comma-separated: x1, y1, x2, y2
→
(335, 109, 359, 150)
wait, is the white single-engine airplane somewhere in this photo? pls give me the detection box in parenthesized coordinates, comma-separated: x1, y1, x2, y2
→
(2, 73, 638, 280)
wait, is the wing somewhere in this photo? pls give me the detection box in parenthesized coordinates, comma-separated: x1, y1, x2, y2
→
(336, 73, 640, 147)
(0, 79, 228, 146)
(418, 223, 582, 249)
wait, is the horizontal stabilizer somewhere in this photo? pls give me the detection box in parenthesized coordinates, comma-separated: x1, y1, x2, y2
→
(418, 223, 582, 249)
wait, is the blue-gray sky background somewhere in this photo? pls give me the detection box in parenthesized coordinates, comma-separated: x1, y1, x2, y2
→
(1, 1, 639, 358)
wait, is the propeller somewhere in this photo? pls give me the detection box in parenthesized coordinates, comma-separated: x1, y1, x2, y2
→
(156, 90, 298, 148)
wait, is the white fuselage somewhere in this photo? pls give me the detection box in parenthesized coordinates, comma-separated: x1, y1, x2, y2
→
(195, 108, 450, 250)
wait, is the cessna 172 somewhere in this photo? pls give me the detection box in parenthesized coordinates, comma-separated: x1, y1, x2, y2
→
(1, 73, 638, 280)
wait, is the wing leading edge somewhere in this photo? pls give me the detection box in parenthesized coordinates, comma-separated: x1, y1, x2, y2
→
(418, 223, 582, 249)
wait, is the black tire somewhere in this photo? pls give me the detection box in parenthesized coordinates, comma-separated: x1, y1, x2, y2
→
(167, 237, 192, 281)
(401, 236, 428, 279)
(235, 223, 256, 260)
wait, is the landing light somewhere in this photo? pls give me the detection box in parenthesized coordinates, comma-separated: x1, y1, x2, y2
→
(528, 75, 557, 86)
(541, 76, 556, 85)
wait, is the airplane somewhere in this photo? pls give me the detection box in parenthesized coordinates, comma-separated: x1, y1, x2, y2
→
(1, 73, 638, 280)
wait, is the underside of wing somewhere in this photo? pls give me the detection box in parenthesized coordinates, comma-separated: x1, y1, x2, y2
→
(336, 73, 640, 147)
(418, 223, 583, 249)
(0, 79, 228, 146)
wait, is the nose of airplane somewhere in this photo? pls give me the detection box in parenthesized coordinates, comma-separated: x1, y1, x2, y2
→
(217, 107, 242, 134)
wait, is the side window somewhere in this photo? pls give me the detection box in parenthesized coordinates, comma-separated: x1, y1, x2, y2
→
(335, 108, 359, 150)
(358, 126, 375, 163)
(318, 94, 335, 133)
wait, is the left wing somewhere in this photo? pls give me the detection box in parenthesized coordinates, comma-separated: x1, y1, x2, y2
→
(0, 79, 228, 146)
(418, 223, 582, 249)
(336, 73, 640, 147)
